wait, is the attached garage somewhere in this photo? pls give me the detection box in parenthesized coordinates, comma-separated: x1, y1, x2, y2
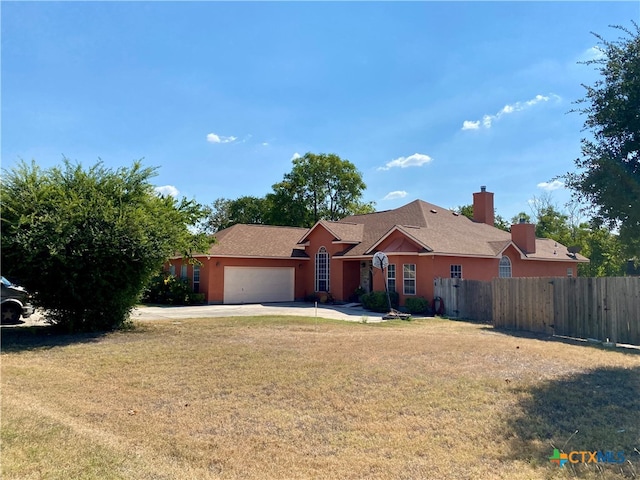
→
(223, 266, 295, 304)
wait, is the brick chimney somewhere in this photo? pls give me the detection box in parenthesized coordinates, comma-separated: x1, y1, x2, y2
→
(473, 186, 494, 227)
(511, 217, 536, 254)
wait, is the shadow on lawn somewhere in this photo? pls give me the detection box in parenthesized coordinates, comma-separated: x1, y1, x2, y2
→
(504, 366, 640, 477)
(0, 325, 108, 353)
(481, 326, 640, 356)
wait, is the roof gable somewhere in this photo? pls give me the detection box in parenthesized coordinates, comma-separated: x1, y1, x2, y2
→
(367, 225, 432, 254)
(298, 220, 364, 245)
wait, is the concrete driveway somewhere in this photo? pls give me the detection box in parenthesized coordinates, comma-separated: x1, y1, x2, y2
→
(2, 302, 387, 328)
(133, 302, 386, 322)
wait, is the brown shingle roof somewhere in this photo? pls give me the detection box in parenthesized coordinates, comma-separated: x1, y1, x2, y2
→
(209, 224, 309, 258)
(203, 199, 588, 263)
(339, 199, 588, 262)
(526, 238, 589, 262)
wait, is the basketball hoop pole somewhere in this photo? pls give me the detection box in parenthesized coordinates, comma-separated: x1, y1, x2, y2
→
(383, 265, 392, 313)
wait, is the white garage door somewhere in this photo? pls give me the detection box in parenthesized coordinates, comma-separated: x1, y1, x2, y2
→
(224, 267, 295, 304)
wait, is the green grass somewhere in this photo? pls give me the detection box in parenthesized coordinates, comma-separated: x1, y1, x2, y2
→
(2, 316, 639, 479)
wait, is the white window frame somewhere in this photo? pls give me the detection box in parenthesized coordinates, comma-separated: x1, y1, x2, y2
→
(499, 256, 512, 278)
(315, 246, 330, 292)
(450, 264, 462, 279)
(567, 268, 573, 278)
(181, 264, 188, 279)
(193, 265, 200, 293)
(387, 264, 396, 292)
(169, 264, 176, 276)
(403, 264, 416, 295)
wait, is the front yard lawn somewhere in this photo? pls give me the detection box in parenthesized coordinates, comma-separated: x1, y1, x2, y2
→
(2, 317, 638, 479)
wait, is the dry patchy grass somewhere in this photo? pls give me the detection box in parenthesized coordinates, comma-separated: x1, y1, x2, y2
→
(2, 317, 639, 479)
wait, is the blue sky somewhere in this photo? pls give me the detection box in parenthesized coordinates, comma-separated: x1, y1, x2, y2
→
(2, 1, 639, 222)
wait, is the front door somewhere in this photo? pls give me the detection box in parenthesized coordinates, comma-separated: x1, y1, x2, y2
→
(360, 260, 372, 292)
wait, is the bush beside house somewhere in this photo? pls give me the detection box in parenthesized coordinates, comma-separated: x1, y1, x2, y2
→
(404, 297, 430, 315)
(361, 290, 399, 313)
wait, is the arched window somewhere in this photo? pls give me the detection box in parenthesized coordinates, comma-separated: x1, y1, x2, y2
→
(315, 247, 330, 292)
(499, 255, 512, 278)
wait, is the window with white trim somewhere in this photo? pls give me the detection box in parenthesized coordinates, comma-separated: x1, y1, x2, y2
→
(567, 268, 573, 278)
(169, 264, 176, 276)
(315, 247, 330, 292)
(499, 256, 512, 278)
(450, 264, 462, 279)
(403, 264, 416, 295)
(181, 264, 188, 279)
(387, 264, 396, 292)
(193, 265, 200, 293)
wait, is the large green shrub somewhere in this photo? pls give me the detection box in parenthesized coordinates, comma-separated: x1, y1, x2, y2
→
(404, 296, 430, 314)
(0, 160, 210, 332)
(361, 290, 399, 313)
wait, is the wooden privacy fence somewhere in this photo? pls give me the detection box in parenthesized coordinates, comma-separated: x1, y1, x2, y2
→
(434, 277, 640, 346)
(433, 278, 493, 323)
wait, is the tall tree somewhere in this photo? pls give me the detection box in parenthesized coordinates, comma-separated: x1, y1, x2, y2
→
(202, 198, 232, 233)
(203, 196, 270, 233)
(203, 153, 374, 230)
(273, 153, 374, 227)
(573, 223, 625, 277)
(534, 206, 571, 242)
(228, 196, 268, 225)
(564, 23, 640, 257)
(1, 159, 210, 332)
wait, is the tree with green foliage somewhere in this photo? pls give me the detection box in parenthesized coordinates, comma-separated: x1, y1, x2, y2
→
(1, 160, 210, 332)
(564, 23, 640, 257)
(269, 152, 374, 227)
(202, 198, 232, 233)
(228, 195, 268, 226)
(573, 223, 625, 277)
(203, 196, 269, 233)
(534, 206, 571, 241)
(205, 152, 375, 230)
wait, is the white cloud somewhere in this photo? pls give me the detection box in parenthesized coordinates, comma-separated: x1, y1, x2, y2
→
(462, 120, 480, 130)
(206, 133, 237, 144)
(579, 46, 605, 62)
(537, 180, 564, 191)
(155, 185, 179, 197)
(378, 153, 433, 171)
(383, 190, 408, 200)
(290, 152, 302, 161)
(462, 94, 560, 130)
(261, 142, 269, 146)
